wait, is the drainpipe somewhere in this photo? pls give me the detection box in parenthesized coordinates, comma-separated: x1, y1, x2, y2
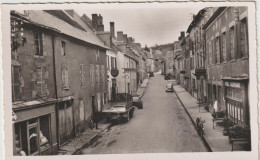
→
(52, 35, 60, 147)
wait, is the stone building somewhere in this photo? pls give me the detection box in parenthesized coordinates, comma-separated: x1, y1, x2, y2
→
(203, 7, 249, 127)
(11, 10, 108, 155)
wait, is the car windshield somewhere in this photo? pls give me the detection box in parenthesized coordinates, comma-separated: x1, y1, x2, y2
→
(132, 97, 139, 102)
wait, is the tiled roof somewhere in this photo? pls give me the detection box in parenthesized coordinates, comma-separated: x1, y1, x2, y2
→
(22, 10, 108, 49)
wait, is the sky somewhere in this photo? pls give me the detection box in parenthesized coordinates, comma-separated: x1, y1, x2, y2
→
(76, 3, 205, 48)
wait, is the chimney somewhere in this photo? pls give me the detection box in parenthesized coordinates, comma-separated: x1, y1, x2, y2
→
(117, 31, 123, 41)
(127, 37, 133, 47)
(181, 31, 185, 38)
(97, 14, 103, 25)
(92, 14, 98, 30)
(123, 34, 128, 44)
(110, 22, 115, 38)
(97, 25, 104, 31)
(96, 14, 104, 31)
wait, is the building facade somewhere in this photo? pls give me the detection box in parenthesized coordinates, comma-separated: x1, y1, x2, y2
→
(203, 7, 249, 127)
(11, 10, 108, 155)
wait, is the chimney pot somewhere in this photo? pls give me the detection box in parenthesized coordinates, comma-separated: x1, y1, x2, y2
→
(92, 14, 98, 30)
(123, 34, 128, 44)
(110, 22, 115, 38)
(117, 31, 123, 41)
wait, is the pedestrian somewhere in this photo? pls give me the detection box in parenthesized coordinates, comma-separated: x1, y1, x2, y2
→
(212, 100, 217, 119)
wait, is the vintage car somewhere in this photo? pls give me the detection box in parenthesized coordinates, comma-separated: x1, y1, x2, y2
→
(132, 95, 143, 109)
(166, 83, 174, 92)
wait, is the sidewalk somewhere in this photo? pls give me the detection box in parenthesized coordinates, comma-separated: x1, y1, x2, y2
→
(57, 119, 111, 155)
(136, 78, 149, 98)
(173, 85, 232, 152)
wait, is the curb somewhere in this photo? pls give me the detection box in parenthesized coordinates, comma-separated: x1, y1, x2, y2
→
(173, 87, 212, 152)
(72, 123, 113, 155)
(60, 123, 112, 155)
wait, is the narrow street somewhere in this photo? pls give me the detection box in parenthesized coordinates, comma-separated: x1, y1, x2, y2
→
(80, 74, 207, 154)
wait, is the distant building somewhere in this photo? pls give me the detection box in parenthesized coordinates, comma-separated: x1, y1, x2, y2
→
(115, 32, 139, 94)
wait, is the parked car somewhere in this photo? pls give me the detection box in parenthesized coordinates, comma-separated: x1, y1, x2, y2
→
(102, 93, 135, 123)
(166, 83, 174, 92)
(132, 95, 143, 109)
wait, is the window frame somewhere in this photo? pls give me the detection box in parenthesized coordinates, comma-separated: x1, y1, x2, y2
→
(240, 18, 248, 58)
(35, 66, 47, 98)
(61, 66, 69, 89)
(61, 41, 66, 56)
(33, 32, 43, 56)
(12, 65, 21, 101)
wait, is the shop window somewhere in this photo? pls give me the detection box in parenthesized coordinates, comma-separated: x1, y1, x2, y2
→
(80, 64, 85, 86)
(12, 65, 21, 102)
(220, 32, 226, 62)
(14, 115, 51, 156)
(33, 32, 43, 56)
(61, 66, 69, 89)
(240, 18, 248, 58)
(229, 26, 235, 60)
(36, 66, 47, 97)
(226, 87, 243, 124)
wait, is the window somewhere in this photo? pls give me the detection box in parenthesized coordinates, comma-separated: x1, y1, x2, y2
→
(111, 57, 115, 69)
(14, 115, 51, 156)
(36, 66, 47, 97)
(80, 64, 85, 86)
(12, 65, 21, 101)
(96, 65, 100, 83)
(220, 32, 226, 62)
(61, 41, 66, 56)
(215, 36, 220, 64)
(107, 56, 110, 71)
(33, 32, 43, 56)
(96, 49, 100, 62)
(210, 40, 213, 64)
(61, 66, 69, 89)
(240, 18, 248, 58)
(101, 65, 105, 82)
(229, 27, 235, 60)
(90, 64, 95, 84)
(226, 87, 243, 124)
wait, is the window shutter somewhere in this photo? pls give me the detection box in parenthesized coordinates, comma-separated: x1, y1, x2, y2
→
(42, 33, 45, 47)
(65, 67, 69, 87)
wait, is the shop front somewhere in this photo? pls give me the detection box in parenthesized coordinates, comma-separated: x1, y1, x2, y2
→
(12, 99, 57, 156)
(222, 77, 249, 127)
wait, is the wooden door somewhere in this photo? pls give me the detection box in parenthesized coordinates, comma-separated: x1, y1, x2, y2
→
(58, 101, 74, 145)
